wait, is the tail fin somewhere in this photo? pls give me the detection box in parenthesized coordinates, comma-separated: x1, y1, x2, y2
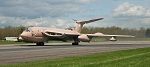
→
(74, 18, 103, 33)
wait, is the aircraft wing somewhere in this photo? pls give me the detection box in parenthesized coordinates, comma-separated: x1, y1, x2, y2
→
(86, 32, 134, 38)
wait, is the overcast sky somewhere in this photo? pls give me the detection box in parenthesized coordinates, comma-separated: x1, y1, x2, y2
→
(0, 0, 150, 28)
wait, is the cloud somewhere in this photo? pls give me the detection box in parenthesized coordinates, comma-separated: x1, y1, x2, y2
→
(0, 0, 77, 18)
(0, 0, 96, 18)
(0, 0, 97, 28)
(113, 2, 150, 21)
(111, 2, 150, 28)
(113, 2, 150, 18)
(0, 16, 73, 28)
(79, 0, 96, 3)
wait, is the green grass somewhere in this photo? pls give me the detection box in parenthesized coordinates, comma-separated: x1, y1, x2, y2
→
(0, 40, 26, 45)
(1, 47, 150, 67)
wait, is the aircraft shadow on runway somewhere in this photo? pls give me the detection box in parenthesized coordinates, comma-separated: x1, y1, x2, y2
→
(18, 44, 140, 47)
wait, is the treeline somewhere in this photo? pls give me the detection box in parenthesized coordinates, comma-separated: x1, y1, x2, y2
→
(0, 27, 25, 40)
(81, 26, 147, 38)
(0, 26, 150, 40)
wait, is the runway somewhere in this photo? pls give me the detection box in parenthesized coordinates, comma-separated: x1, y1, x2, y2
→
(0, 41, 150, 64)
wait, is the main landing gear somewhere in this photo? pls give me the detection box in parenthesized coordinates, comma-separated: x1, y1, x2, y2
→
(36, 42, 44, 46)
(72, 36, 79, 45)
(72, 42, 79, 45)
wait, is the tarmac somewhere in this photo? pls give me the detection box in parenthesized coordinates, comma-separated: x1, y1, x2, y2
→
(0, 41, 150, 64)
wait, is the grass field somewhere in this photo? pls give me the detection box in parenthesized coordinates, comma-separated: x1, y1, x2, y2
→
(0, 47, 150, 67)
(0, 40, 26, 45)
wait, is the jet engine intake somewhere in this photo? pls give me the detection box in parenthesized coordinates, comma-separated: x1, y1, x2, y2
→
(44, 32, 63, 37)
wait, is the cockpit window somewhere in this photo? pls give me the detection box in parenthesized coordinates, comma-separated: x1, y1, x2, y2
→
(25, 27, 31, 32)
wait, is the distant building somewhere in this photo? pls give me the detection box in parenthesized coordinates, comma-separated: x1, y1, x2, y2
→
(5, 37, 18, 41)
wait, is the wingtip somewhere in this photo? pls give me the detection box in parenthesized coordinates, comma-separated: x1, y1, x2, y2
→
(98, 17, 104, 20)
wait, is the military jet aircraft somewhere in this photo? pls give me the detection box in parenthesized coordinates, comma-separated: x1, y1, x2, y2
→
(20, 18, 134, 46)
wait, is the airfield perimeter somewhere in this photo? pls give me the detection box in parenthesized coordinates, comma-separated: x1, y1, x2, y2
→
(0, 41, 150, 64)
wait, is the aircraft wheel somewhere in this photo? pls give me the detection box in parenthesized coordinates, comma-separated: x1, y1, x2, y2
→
(72, 42, 79, 45)
(36, 42, 44, 46)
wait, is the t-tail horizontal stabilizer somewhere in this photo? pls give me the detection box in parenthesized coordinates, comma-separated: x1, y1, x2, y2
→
(74, 18, 104, 33)
(75, 18, 104, 24)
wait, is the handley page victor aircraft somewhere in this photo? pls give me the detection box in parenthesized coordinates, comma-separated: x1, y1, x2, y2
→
(20, 18, 134, 46)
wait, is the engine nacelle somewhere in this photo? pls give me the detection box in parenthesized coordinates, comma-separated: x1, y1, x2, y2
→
(109, 36, 117, 41)
(78, 34, 90, 42)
